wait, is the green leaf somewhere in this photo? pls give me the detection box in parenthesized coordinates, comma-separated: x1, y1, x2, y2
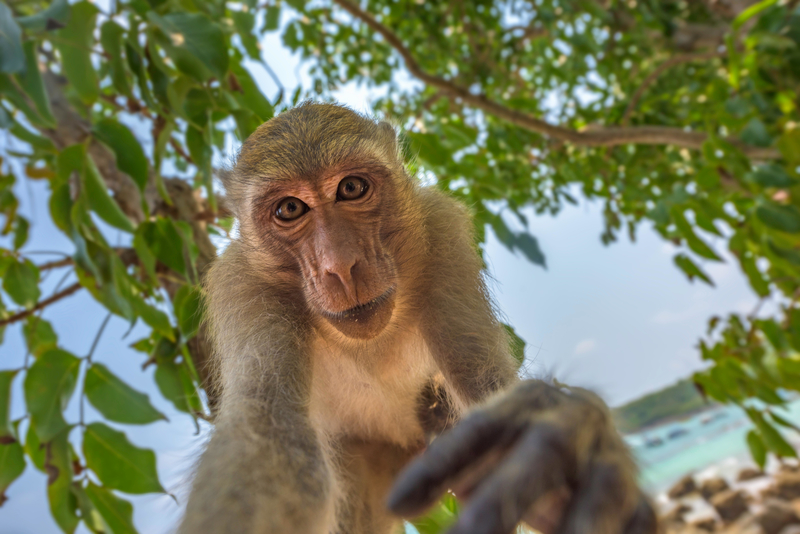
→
(740, 118, 772, 148)
(264, 5, 281, 31)
(512, 232, 546, 268)
(13, 215, 28, 250)
(770, 411, 800, 432)
(92, 120, 149, 192)
(174, 284, 204, 340)
(0, 370, 17, 439)
(3, 258, 40, 308)
(732, 0, 779, 31)
(17, 0, 70, 32)
(84, 363, 166, 425)
(24, 317, 58, 358)
(741, 254, 770, 297)
(748, 408, 797, 458)
(0, 441, 26, 504)
(54, 1, 99, 104)
(83, 423, 164, 494)
(46, 428, 79, 534)
(24, 349, 81, 442)
(232, 11, 260, 59)
(674, 254, 714, 286)
(747, 429, 767, 469)
(72, 483, 107, 534)
(756, 202, 800, 233)
(502, 324, 526, 367)
(0, 3, 24, 73)
(139, 219, 187, 276)
(16, 41, 56, 126)
(99, 21, 132, 97)
(85, 482, 138, 534)
(24, 423, 45, 471)
(128, 295, 174, 342)
(230, 63, 274, 121)
(748, 164, 797, 188)
(671, 208, 722, 261)
(82, 155, 135, 233)
(148, 13, 229, 80)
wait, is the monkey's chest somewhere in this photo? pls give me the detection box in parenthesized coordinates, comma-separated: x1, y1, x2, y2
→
(309, 333, 437, 448)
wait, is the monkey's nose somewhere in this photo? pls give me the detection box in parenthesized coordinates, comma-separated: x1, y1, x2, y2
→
(324, 259, 359, 300)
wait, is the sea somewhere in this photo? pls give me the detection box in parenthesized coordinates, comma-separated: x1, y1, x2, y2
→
(630, 398, 800, 495)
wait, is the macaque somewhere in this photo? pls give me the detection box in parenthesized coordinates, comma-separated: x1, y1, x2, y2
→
(179, 103, 656, 534)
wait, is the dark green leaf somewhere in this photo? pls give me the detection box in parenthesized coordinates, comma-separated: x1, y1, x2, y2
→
(0, 440, 25, 500)
(83, 423, 164, 494)
(24, 317, 58, 358)
(264, 6, 281, 31)
(741, 118, 772, 147)
(46, 428, 79, 534)
(148, 13, 229, 80)
(24, 349, 80, 441)
(82, 155, 135, 233)
(85, 363, 166, 425)
(16, 41, 56, 126)
(0, 4, 24, 73)
(17, 0, 70, 32)
(749, 164, 797, 188)
(747, 429, 767, 469)
(674, 254, 714, 286)
(512, 233, 546, 268)
(85, 482, 138, 534)
(756, 202, 800, 233)
(54, 1, 99, 104)
(3, 258, 40, 308)
(139, 219, 187, 276)
(99, 21, 132, 97)
(174, 285, 204, 340)
(92, 120, 149, 192)
(0, 370, 16, 439)
(232, 11, 260, 59)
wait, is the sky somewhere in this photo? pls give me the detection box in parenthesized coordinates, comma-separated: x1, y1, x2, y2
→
(0, 8, 764, 534)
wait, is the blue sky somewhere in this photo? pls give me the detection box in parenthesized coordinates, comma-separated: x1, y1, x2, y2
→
(0, 9, 764, 533)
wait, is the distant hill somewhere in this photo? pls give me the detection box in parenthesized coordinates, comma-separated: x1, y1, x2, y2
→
(612, 378, 713, 434)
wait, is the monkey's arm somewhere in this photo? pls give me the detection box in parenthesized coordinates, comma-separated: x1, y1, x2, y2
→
(179, 249, 333, 534)
(396, 191, 656, 534)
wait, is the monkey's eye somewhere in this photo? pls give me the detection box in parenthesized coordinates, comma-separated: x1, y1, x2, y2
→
(337, 176, 369, 201)
(275, 197, 308, 221)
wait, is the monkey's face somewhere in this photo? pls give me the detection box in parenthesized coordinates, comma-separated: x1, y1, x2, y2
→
(256, 168, 399, 340)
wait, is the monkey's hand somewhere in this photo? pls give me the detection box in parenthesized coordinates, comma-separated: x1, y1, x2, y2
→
(386, 380, 657, 534)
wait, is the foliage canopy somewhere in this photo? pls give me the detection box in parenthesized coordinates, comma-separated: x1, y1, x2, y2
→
(1, 0, 799, 531)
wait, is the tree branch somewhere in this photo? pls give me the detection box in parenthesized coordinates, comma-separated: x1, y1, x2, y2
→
(0, 282, 82, 327)
(622, 50, 727, 126)
(332, 0, 780, 160)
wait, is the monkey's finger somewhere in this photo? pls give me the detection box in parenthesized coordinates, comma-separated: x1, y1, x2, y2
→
(387, 411, 517, 516)
(445, 424, 571, 534)
(621, 495, 658, 534)
(556, 461, 638, 534)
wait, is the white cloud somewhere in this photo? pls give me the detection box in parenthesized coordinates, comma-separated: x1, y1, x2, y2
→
(574, 339, 597, 355)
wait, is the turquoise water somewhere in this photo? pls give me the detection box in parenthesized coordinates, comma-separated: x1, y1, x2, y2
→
(630, 399, 800, 493)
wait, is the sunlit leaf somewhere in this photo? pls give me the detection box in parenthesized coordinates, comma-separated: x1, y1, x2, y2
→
(54, 1, 99, 104)
(83, 423, 164, 494)
(3, 258, 40, 308)
(85, 482, 138, 534)
(85, 363, 166, 425)
(24, 349, 80, 442)
(747, 430, 767, 469)
(92, 120, 149, 192)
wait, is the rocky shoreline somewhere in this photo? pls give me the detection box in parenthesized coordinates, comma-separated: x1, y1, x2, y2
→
(661, 462, 800, 534)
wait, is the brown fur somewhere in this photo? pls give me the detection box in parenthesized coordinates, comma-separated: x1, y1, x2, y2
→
(180, 103, 516, 534)
(180, 103, 650, 534)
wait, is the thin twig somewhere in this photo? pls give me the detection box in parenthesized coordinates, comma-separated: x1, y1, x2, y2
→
(0, 282, 82, 327)
(621, 50, 727, 126)
(331, 0, 778, 159)
(37, 258, 73, 271)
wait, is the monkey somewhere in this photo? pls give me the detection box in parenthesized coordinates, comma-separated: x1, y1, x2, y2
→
(178, 102, 657, 534)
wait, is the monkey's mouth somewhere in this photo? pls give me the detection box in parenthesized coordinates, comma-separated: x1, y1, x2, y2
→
(321, 286, 396, 339)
